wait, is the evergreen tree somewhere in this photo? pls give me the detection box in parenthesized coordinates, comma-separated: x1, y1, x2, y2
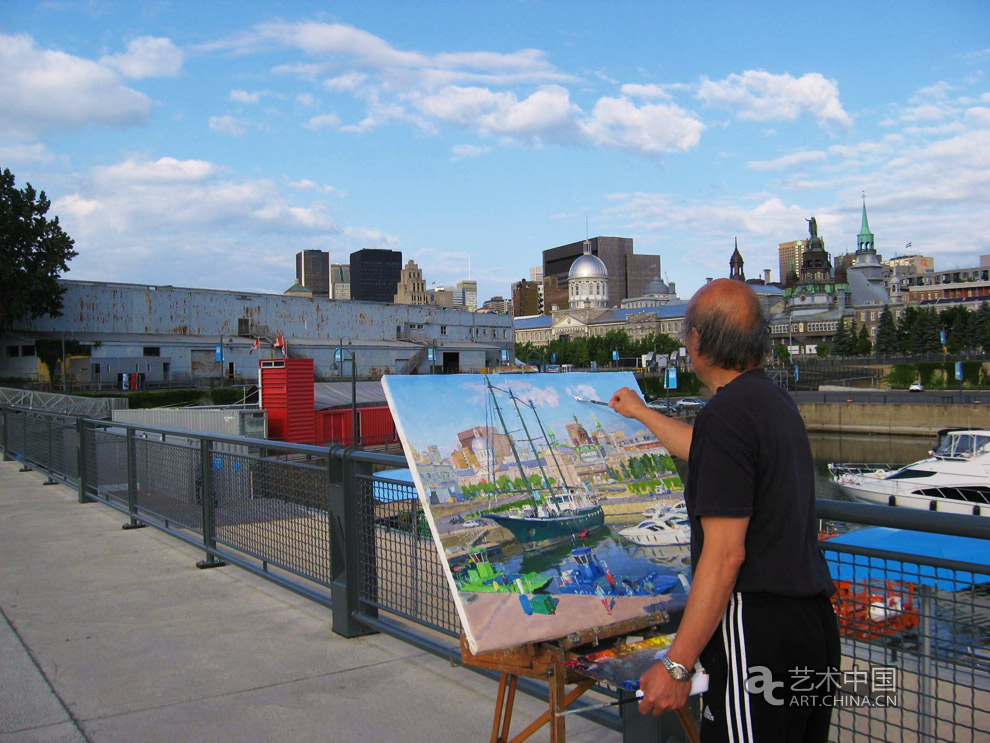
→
(976, 303, 990, 352)
(897, 306, 919, 354)
(855, 325, 873, 356)
(874, 306, 898, 355)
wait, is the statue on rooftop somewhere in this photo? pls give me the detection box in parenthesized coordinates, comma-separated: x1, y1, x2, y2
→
(807, 217, 819, 239)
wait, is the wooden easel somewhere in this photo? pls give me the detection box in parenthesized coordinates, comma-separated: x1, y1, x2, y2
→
(460, 615, 700, 743)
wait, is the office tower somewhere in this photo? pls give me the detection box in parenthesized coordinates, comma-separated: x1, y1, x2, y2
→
(349, 249, 402, 303)
(295, 249, 330, 296)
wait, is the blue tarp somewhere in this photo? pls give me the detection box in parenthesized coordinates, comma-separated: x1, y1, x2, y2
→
(372, 468, 417, 502)
(824, 527, 990, 592)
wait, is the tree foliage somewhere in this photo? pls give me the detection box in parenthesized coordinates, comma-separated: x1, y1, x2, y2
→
(516, 329, 682, 368)
(0, 169, 77, 331)
(874, 306, 898, 355)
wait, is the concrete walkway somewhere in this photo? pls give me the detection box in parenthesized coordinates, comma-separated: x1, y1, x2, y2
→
(0, 461, 619, 743)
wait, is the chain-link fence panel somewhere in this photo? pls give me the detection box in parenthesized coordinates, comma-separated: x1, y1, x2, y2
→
(358, 472, 460, 636)
(824, 544, 990, 743)
(133, 435, 204, 532)
(214, 450, 332, 586)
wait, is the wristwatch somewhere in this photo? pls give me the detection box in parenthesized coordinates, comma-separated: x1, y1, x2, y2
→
(661, 653, 691, 682)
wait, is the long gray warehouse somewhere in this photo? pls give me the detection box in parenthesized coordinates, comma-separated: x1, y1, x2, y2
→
(1, 280, 514, 387)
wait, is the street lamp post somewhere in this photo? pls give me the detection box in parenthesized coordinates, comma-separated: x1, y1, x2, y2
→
(335, 342, 359, 447)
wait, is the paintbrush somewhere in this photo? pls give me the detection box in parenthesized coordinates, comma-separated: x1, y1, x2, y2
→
(574, 395, 610, 407)
(557, 691, 643, 717)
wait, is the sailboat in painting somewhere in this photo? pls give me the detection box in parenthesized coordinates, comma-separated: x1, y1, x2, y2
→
(479, 375, 605, 550)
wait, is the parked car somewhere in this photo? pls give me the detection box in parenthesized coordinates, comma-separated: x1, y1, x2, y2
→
(909, 382, 924, 392)
(647, 400, 680, 415)
(676, 397, 707, 411)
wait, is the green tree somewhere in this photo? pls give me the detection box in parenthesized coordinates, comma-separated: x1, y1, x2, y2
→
(976, 303, 990, 352)
(874, 306, 898, 355)
(896, 306, 919, 354)
(855, 325, 872, 356)
(910, 308, 941, 355)
(0, 169, 77, 331)
(772, 342, 791, 363)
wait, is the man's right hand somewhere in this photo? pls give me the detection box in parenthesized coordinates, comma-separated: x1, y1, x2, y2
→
(609, 387, 650, 420)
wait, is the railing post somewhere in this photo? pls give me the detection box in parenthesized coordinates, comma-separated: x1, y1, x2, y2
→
(1, 407, 9, 462)
(330, 446, 378, 638)
(42, 415, 57, 484)
(121, 428, 146, 529)
(19, 412, 32, 471)
(77, 418, 94, 503)
(196, 437, 225, 569)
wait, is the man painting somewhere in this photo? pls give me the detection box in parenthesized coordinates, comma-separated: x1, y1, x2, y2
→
(610, 278, 839, 743)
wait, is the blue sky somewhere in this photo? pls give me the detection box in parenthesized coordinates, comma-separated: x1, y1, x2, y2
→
(2, 1, 989, 304)
(384, 372, 648, 455)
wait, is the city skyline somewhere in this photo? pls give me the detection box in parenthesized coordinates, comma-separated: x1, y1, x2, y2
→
(2, 2, 988, 304)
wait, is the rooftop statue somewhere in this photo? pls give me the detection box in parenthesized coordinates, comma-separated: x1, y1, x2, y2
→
(807, 216, 819, 239)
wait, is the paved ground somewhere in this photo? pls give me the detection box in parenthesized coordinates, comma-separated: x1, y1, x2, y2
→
(0, 460, 623, 743)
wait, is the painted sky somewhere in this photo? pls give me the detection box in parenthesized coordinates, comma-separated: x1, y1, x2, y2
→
(384, 372, 648, 456)
(3, 1, 989, 304)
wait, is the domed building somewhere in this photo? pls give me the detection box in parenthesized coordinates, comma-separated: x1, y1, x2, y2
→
(568, 240, 609, 309)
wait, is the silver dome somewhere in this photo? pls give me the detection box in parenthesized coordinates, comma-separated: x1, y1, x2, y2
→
(568, 253, 608, 280)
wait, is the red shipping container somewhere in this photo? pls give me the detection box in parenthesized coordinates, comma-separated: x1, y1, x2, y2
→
(260, 358, 315, 443)
(315, 409, 354, 446)
(358, 406, 397, 446)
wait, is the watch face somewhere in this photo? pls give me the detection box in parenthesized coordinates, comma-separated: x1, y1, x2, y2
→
(663, 654, 690, 680)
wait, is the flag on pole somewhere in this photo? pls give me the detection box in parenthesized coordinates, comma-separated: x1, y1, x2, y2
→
(249, 338, 261, 354)
(273, 335, 287, 357)
(905, 242, 912, 249)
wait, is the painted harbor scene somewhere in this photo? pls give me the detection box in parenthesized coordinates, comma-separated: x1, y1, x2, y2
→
(382, 371, 691, 653)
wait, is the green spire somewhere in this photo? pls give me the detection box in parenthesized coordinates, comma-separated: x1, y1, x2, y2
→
(857, 195, 875, 253)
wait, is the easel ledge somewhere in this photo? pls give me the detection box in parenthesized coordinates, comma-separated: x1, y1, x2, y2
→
(459, 613, 699, 743)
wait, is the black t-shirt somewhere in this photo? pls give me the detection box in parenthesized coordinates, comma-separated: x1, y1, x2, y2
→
(685, 368, 835, 597)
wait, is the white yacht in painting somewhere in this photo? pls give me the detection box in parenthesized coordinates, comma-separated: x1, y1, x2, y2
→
(829, 429, 990, 517)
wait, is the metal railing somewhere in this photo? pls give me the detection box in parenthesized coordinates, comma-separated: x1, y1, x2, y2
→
(2, 402, 989, 742)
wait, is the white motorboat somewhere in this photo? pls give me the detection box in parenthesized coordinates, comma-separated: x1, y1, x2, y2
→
(618, 513, 691, 547)
(642, 499, 687, 519)
(829, 429, 990, 517)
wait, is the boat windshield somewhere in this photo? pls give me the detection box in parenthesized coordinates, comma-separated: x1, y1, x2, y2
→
(934, 433, 990, 459)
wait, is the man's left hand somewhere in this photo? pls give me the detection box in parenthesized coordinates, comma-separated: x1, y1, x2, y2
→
(638, 661, 691, 716)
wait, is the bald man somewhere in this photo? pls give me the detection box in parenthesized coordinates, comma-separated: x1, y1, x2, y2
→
(610, 279, 839, 743)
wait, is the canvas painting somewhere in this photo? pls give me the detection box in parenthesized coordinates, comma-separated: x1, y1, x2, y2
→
(381, 372, 691, 654)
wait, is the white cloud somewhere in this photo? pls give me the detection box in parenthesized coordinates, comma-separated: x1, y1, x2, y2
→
(230, 89, 261, 104)
(289, 179, 339, 195)
(620, 83, 671, 100)
(451, 144, 491, 161)
(49, 156, 397, 291)
(94, 156, 217, 184)
(209, 115, 246, 136)
(0, 32, 151, 139)
(304, 113, 341, 130)
(0, 142, 56, 165)
(697, 70, 852, 128)
(324, 72, 369, 92)
(410, 84, 578, 140)
(100, 36, 184, 79)
(748, 150, 827, 171)
(965, 107, 990, 127)
(579, 97, 704, 154)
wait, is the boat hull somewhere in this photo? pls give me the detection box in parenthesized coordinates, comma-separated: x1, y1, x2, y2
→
(483, 506, 605, 550)
(837, 482, 990, 517)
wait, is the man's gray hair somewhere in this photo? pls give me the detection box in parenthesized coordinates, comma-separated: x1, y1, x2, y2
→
(684, 293, 771, 371)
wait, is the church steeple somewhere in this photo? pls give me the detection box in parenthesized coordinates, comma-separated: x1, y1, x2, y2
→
(857, 195, 875, 254)
(729, 237, 745, 281)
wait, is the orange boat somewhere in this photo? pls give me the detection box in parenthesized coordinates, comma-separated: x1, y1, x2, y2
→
(831, 579, 920, 641)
